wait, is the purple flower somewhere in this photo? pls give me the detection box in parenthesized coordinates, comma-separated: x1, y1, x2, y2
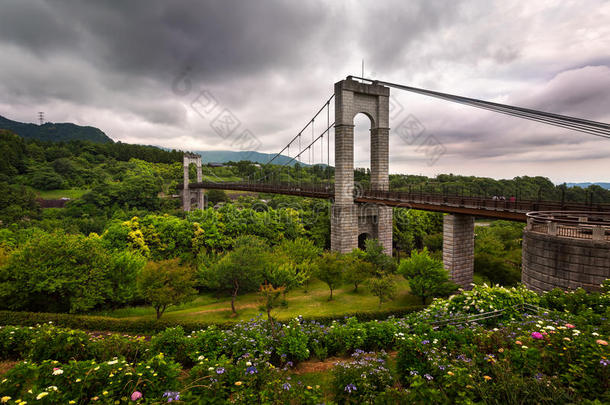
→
(163, 392, 180, 402)
(216, 367, 225, 374)
(283, 382, 291, 391)
(424, 374, 434, 381)
(601, 359, 610, 367)
(246, 366, 258, 374)
(531, 332, 543, 339)
(344, 383, 357, 393)
(421, 340, 430, 345)
(409, 370, 419, 376)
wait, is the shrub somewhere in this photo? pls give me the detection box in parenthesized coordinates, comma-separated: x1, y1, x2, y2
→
(26, 324, 96, 363)
(0, 325, 36, 360)
(276, 319, 310, 362)
(332, 350, 393, 404)
(0, 354, 181, 403)
(150, 326, 193, 366)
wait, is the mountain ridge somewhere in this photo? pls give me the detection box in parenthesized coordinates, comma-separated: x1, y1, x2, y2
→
(0, 115, 113, 143)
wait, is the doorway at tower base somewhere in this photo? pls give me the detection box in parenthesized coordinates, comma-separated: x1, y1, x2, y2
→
(330, 203, 392, 255)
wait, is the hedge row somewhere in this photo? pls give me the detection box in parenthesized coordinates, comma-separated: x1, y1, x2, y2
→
(0, 306, 423, 334)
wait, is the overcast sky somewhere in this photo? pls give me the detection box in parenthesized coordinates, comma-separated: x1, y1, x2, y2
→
(1, 0, 609, 182)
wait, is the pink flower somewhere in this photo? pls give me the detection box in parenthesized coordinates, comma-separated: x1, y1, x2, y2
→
(531, 332, 543, 339)
(565, 324, 575, 329)
(597, 339, 608, 346)
(131, 391, 143, 401)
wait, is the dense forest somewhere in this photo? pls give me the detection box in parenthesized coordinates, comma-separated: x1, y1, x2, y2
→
(0, 128, 606, 315)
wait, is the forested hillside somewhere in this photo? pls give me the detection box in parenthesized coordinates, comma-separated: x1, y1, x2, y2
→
(0, 115, 113, 143)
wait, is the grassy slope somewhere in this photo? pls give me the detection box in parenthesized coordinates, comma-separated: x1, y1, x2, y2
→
(35, 189, 89, 199)
(91, 277, 419, 324)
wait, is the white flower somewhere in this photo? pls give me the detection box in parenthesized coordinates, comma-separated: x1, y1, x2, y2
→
(198, 355, 205, 361)
(52, 369, 63, 376)
(592, 332, 600, 336)
(107, 359, 118, 365)
(246, 361, 252, 367)
(36, 392, 49, 400)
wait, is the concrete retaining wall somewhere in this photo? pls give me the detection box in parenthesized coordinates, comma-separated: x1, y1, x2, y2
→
(522, 230, 610, 292)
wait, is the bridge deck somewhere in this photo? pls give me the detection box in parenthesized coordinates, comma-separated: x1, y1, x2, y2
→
(184, 182, 610, 221)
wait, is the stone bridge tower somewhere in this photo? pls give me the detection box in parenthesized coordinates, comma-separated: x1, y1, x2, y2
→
(183, 152, 205, 211)
(331, 78, 392, 255)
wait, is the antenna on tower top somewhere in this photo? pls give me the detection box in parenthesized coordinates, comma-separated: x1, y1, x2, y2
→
(38, 112, 45, 125)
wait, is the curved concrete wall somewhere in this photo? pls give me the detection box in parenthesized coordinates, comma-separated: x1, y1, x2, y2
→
(522, 230, 610, 292)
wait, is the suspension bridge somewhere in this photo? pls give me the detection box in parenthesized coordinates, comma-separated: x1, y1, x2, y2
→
(180, 76, 610, 291)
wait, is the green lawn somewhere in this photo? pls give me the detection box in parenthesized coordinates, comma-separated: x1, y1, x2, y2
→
(35, 188, 89, 199)
(91, 277, 419, 323)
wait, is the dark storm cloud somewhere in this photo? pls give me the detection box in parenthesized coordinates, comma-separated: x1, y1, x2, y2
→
(0, 0, 608, 182)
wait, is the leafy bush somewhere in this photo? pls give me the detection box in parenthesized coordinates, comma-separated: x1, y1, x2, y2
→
(150, 326, 192, 366)
(0, 232, 145, 313)
(26, 324, 97, 363)
(332, 350, 393, 404)
(421, 283, 540, 323)
(0, 354, 180, 403)
(276, 319, 310, 362)
(0, 325, 36, 360)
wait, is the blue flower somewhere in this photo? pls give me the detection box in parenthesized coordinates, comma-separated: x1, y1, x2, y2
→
(216, 367, 225, 374)
(283, 382, 291, 391)
(246, 366, 258, 374)
(344, 383, 357, 393)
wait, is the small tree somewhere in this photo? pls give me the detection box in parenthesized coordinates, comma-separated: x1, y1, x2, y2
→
(137, 259, 197, 319)
(362, 238, 396, 273)
(258, 281, 285, 327)
(206, 189, 229, 206)
(274, 238, 321, 292)
(265, 262, 304, 301)
(398, 248, 457, 305)
(199, 235, 268, 315)
(345, 249, 375, 292)
(314, 251, 345, 300)
(367, 274, 397, 307)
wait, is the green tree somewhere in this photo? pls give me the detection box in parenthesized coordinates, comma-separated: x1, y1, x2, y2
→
(345, 249, 375, 292)
(398, 248, 457, 305)
(258, 281, 284, 326)
(137, 259, 197, 319)
(0, 232, 142, 313)
(199, 235, 268, 314)
(314, 251, 345, 300)
(362, 238, 396, 273)
(273, 237, 321, 292)
(206, 189, 229, 206)
(367, 274, 397, 307)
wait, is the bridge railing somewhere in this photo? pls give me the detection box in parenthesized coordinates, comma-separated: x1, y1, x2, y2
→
(526, 211, 610, 241)
(180, 181, 610, 217)
(361, 189, 610, 213)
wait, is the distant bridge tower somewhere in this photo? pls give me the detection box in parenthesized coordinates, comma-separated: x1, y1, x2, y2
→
(331, 78, 392, 255)
(183, 152, 205, 211)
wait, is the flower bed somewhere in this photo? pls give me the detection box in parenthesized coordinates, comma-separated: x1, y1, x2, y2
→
(0, 283, 608, 403)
